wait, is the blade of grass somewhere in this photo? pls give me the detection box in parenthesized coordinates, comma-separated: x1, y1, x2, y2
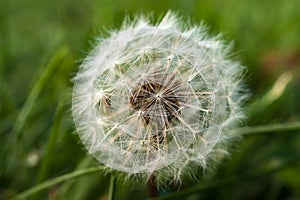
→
(55, 156, 110, 200)
(12, 166, 104, 200)
(10, 46, 68, 143)
(33, 101, 65, 199)
(36, 101, 64, 182)
(232, 121, 300, 137)
(11, 121, 300, 199)
(248, 71, 293, 118)
(223, 120, 300, 185)
(56, 156, 95, 197)
(149, 158, 299, 200)
(2, 47, 68, 175)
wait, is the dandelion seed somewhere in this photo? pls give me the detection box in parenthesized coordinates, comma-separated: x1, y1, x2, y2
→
(72, 12, 247, 184)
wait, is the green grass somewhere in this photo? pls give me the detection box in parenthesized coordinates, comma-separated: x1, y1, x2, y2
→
(1, 0, 300, 199)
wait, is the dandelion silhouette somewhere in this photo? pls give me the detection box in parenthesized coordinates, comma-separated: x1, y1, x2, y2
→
(72, 12, 246, 184)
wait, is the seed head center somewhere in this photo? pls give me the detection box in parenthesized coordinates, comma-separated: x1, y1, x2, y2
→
(130, 75, 183, 127)
(155, 93, 162, 100)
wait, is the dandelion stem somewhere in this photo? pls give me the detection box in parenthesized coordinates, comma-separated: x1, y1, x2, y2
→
(12, 166, 104, 200)
(108, 174, 116, 200)
(148, 174, 158, 197)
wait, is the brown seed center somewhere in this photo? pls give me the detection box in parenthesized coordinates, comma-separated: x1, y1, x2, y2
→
(130, 74, 182, 128)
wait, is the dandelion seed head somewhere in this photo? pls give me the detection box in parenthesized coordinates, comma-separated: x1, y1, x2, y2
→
(72, 12, 247, 183)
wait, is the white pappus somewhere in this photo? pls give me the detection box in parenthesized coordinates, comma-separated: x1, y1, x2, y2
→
(72, 12, 247, 184)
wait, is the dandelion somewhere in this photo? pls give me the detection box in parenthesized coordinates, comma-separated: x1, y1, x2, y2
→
(72, 12, 247, 184)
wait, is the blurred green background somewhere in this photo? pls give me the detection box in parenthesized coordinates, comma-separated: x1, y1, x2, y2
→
(1, 0, 300, 199)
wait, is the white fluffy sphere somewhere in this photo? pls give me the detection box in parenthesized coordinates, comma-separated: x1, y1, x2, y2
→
(72, 12, 246, 183)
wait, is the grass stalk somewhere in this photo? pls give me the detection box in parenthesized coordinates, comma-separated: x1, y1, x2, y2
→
(12, 166, 104, 200)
